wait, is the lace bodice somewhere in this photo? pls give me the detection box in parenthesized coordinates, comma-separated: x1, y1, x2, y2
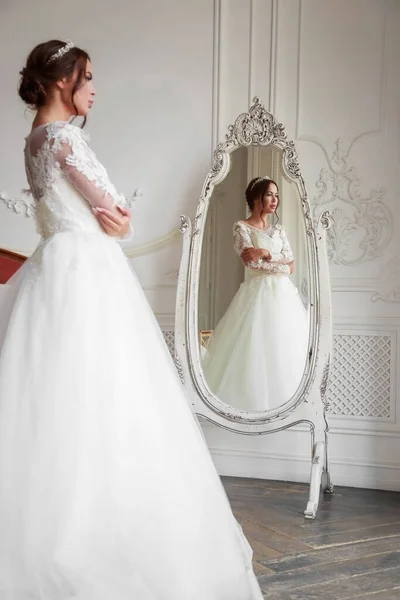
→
(233, 221, 294, 275)
(24, 121, 130, 240)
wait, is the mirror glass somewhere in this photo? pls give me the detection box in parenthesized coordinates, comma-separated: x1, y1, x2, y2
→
(198, 145, 310, 412)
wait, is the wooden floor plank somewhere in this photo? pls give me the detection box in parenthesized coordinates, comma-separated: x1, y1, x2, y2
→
(350, 589, 400, 600)
(300, 522, 400, 549)
(262, 568, 400, 600)
(258, 551, 400, 591)
(222, 477, 400, 599)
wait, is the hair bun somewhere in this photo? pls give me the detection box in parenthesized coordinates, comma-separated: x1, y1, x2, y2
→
(19, 40, 90, 112)
(18, 67, 46, 108)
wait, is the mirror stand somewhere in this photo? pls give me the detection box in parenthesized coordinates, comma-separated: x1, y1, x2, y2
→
(174, 98, 334, 519)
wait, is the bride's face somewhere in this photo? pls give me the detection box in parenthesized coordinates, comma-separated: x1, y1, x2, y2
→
(261, 183, 279, 214)
(71, 60, 96, 116)
(59, 60, 96, 117)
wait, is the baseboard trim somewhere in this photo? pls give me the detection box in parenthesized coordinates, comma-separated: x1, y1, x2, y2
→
(209, 448, 400, 492)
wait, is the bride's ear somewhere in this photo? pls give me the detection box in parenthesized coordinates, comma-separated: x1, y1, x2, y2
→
(55, 77, 69, 90)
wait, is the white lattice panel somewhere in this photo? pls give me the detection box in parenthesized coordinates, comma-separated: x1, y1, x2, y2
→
(327, 334, 392, 419)
(162, 330, 175, 358)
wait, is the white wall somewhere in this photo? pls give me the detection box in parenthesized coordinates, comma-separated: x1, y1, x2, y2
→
(201, 0, 400, 491)
(1, 0, 400, 491)
(0, 0, 215, 321)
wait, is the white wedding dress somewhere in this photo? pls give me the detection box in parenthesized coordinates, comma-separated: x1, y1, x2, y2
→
(0, 122, 264, 600)
(203, 221, 309, 411)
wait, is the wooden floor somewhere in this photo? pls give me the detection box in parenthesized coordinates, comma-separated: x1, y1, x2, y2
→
(223, 477, 400, 600)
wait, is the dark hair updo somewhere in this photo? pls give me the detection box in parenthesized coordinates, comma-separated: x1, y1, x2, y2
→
(245, 177, 279, 212)
(18, 40, 90, 111)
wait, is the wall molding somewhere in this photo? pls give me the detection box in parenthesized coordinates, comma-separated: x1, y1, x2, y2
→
(311, 138, 392, 267)
(0, 189, 35, 217)
(211, 0, 221, 152)
(0, 227, 181, 260)
(295, 0, 387, 142)
(0, 188, 144, 216)
(208, 446, 400, 491)
(371, 256, 400, 303)
(268, 0, 278, 114)
(332, 278, 379, 293)
(201, 416, 400, 438)
(124, 228, 180, 258)
(333, 315, 400, 329)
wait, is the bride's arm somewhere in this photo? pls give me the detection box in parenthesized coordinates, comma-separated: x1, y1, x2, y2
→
(233, 222, 290, 275)
(92, 206, 131, 238)
(267, 226, 294, 266)
(49, 125, 132, 239)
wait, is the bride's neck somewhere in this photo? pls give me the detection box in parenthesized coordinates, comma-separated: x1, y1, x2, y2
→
(32, 101, 72, 128)
(248, 213, 270, 228)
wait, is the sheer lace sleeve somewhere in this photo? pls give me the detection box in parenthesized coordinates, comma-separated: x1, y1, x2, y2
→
(269, 225, 294, 264)
(46, 122, 128, 211)
(233, 222, 290, 275)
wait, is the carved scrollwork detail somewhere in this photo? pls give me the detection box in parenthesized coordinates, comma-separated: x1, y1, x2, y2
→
(300, 277, 309, 305)
(179, 215, 190, 234)
(312, 139, 392, 266)
(125, 189, 144, 207)
(211, 146, 225, 178)
(226, 97, 286, 147)
(371, 257, 400, 303)
(0, 190, 36, 217)
(1, 189, 144, 215)
(209, 98, 299, 183)
(173, 354, 185, 384)
(283, 141, 301, 180)
(320, 357, 331, 405)
(320, 211, 334, 230)
(301, 197, 315, 239)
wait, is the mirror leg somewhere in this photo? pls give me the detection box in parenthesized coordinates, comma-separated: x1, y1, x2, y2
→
(304, 440, 324, 519)
(322, 428, 334, 493)
(322, 469, 334, 494)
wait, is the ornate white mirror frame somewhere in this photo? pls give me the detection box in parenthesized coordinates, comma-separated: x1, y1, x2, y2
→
(175, 98, 334, 518)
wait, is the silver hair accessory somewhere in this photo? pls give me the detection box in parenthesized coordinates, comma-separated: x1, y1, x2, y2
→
(249, 176, 271, 192)
(47, 40, 75, 65)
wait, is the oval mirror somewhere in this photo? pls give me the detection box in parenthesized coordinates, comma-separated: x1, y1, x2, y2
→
(198, 144, 311, 414)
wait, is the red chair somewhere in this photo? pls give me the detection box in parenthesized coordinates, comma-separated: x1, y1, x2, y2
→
(0, 248, 28, 284)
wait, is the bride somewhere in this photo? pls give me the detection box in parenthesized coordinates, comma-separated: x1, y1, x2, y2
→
(203, 176, 309, 412)
(0, 40, 263, 600)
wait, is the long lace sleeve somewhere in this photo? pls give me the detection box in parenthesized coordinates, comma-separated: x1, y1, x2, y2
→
(41, 123, 133, 240)
(269, 226, 294, 264)
(47, 123, 128, 211)
(233, 222, 290, 275)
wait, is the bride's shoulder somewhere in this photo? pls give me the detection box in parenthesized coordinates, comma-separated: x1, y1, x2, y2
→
(233, 221, 247, 236)
(45, 121, 89, 145)
(233, 220, 249, 230)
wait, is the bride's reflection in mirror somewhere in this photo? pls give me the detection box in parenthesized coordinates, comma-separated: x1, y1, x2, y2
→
(200, 159, 310, 412)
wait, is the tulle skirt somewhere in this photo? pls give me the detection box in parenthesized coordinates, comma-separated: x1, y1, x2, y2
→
(0, 231, 263, 600)
(203, 270, 309, 411)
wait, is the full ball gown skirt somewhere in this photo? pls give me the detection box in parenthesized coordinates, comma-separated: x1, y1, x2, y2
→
(203, 270, 309, 411)
(0, 121, 264, 600)
(202, 221, 310, 412)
